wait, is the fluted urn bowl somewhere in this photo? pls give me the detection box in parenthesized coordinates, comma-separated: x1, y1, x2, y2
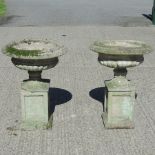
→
(3, 39, 66, 80)
(90, 40, 152, 69)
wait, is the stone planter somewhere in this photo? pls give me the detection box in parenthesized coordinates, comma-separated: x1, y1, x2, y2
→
(90, 40, 152, 129)
(3, 39, 66, 129)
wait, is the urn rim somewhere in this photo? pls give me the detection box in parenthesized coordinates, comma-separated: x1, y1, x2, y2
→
(90, 40, 152, 56)
(3, 39, 67, 60)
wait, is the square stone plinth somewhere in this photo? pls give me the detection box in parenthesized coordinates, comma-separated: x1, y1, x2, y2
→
(102, 79, 135, 129)
(20, 80, 52, 129)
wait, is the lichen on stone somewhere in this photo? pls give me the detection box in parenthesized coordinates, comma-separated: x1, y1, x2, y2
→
(5, 40, 42, 57)
(90, 40, 152, 55)
(3, 39, 67, 59)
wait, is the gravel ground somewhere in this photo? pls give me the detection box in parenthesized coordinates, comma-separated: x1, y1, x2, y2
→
(0, 26, 154, 155)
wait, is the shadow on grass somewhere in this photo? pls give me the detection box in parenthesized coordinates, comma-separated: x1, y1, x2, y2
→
(48, 88, 72, 118)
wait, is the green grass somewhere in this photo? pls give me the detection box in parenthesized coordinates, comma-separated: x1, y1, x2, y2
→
(0, 0, 6, 16)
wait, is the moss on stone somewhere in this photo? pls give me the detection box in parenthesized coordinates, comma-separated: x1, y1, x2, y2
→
(5, 43, 41, 57)
(90, 40, 152, 55)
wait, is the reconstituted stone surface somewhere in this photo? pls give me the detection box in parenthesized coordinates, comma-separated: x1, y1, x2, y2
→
(0, 26, 155, 155)
(21, 80, 50, 129)
(90, 40, 152, 55)
(4, 39, 66, 59)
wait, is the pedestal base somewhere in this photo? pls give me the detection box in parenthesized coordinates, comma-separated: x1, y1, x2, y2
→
(102, 112, 134, 129)
(102, 77, 135, 129)
(20, 80, 52, 130)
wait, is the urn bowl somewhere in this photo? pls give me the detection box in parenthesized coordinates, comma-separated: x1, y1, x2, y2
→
(3, 39, 66, 71)
(90, 40, 152, 68)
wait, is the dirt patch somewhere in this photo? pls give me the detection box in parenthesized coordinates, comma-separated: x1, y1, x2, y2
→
(0, 15, 22, 25)
(115, 16, 152, 27)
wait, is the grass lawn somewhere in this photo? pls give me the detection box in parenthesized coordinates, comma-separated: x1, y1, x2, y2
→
(0, 0, 6, 16)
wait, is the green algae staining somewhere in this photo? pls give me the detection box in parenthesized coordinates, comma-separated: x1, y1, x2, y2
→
(4, 39, 66, 59)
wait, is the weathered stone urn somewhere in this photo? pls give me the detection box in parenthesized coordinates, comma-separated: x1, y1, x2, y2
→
(90, 40, 152, 129)
(3, 39, 66, 129)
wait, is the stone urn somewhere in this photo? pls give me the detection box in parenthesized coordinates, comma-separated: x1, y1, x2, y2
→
(90, 40, 152, 129)
(3, 39, 66, 129)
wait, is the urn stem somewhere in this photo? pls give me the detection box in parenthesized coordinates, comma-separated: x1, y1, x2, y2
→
(28, 71, 42, 81)
(114, 68, 127, 77)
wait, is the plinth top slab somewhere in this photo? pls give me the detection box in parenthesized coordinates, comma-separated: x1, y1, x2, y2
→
(21, 80, 50, 92)
(90, 40, 152, 55)
(3, 39, 67, 59)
